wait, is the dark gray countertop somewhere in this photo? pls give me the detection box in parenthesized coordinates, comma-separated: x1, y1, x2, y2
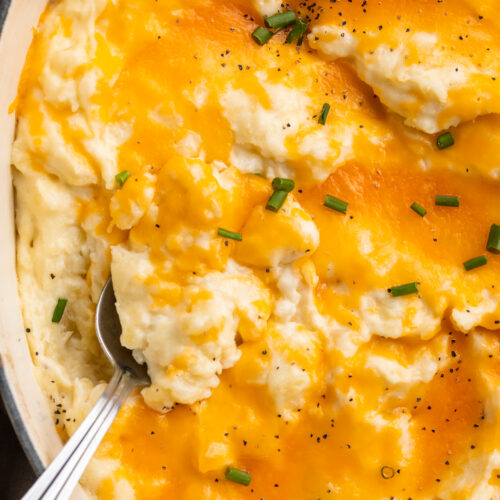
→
(1, 404, 36, 499)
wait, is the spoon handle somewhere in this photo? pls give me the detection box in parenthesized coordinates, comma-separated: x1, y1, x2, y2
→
(23, 369, 135, 500)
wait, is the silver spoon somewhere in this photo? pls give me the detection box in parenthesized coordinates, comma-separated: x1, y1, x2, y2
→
(23, 277, 150, 500)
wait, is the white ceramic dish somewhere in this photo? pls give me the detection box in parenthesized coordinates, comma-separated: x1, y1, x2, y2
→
(0, 2, 87, 497)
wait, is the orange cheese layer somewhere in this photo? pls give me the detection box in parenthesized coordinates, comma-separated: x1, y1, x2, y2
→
(305, 162, 500, 322)
(14, 0, 500, 498)
(98, 328, 499, 499)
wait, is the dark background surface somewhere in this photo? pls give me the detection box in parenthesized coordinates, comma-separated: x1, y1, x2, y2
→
(0, 403, 36, 499)
(1, 0, 39, 498)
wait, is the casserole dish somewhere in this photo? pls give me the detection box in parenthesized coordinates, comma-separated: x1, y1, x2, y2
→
(3, 1, 500, 498)
(0, 2, 87, 497)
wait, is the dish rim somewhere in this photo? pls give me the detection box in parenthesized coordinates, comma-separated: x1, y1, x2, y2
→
(0, 0, 46, 478)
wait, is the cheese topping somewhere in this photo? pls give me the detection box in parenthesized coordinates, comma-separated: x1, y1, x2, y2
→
(12, 0, 500, 499)
(304, 0, 500, 133)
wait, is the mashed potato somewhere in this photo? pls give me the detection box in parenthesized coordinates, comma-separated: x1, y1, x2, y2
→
(12, 0, 500, 498)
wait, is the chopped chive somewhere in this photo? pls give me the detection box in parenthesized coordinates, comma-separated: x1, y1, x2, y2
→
(217, 228, 242, 241)
(272, 177, 295, 192)
(381, 466, 395, 479)
(52, 298, 68, 323)
(225, 466, 251, 486)
(115, 170, 131, 187)
(252, 26, 272, 45)
(264, 11, 296, 30)
(286, 18, 309, 44)
(463, 255, 487, 271)
(253, 172, 264, 177)
(486, 224, 500, 254)
(390, 282, 418, 297)
(410, 202, 427, 217)
(318, 103, 330, 125)
(435, 195, 459, 207)
(266, 190, 288, 212)
(437, 131, 454, 150)
(324, 194, 348, 214)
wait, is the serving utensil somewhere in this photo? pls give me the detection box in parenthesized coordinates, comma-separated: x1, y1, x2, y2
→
(22, 277, 150, 500)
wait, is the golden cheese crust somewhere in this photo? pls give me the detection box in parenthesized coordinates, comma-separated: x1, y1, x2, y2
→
(12, 0, 500, 498)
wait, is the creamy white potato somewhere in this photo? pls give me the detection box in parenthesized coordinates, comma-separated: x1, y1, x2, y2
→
(12, 0, 500, 498)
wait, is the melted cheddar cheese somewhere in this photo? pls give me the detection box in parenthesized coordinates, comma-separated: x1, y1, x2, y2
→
(12, 0, 500, 499)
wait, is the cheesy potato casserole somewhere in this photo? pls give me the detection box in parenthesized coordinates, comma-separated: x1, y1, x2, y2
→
(12, 0, 500, 498)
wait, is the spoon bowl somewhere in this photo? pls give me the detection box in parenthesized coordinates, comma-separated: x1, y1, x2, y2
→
(95, 278, 150, 385)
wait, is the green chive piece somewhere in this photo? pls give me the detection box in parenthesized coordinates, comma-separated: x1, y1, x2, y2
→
(324, 194, 348, 214)
(264, 11, 296, 30)
(252, 26, 272, 45)
(391, 282, 418, 297)
(410, 202, 427, 217)
(286, 18, 309, 44)
(115, 170, 131, 187)
(266, 190, 288, 212)
(52, 298, 68, 323)
(272, 177, 295, 192)
(486, 224, 500, 254)
(318, 103, 330, 125)
(225, 466, 251, 486)
(437, 131, 454, 150)
(217, 228, 242, 241)
(463, 255, 487, 271)
(435, 195, 459, 207)
(381, 466, 395, 479)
